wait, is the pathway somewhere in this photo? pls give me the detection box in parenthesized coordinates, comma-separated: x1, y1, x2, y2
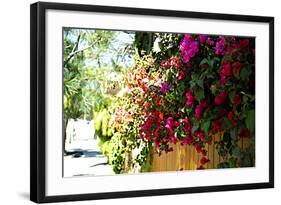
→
(64, 138, 114, 177)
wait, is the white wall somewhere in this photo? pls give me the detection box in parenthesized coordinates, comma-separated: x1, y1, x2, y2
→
(0, 0, 279, 204)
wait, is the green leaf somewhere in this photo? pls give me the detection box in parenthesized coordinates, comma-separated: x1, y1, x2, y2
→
(232, 147, 240, 157)
(194, 87, 205, 101)
(222, 117, 232, 130)
(229, 157, 238, 168)
(202, 121, 210, 135)
(192, 124, 199, 134)
(245, 109, 255, 134)
(229, 91, 236, 104)
(240, 66, 249, 81)
(199, 58, 210, 67)
(217, 162, 230, 168)
(197, 79, 204, 89)
(230, 128, 238, 140)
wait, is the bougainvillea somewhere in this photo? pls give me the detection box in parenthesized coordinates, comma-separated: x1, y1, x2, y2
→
(134, 33, 255, 169)
(111, 33, 255, 171)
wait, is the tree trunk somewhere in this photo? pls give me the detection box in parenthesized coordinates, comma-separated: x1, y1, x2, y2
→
(63, 118, 68, 154)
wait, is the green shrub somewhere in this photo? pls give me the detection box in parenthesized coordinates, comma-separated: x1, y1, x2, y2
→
(94, 109, 113, 139)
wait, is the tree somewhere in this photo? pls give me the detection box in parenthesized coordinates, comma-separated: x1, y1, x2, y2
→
(63, 28, 135, 151)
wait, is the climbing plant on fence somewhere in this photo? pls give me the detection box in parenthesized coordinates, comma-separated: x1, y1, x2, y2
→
(95, 32, 255, 173)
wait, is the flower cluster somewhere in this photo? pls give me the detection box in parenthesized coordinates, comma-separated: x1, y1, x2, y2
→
(215, 36, 226, 55)
(113, 33, 255, 170)
(180, 34, 199, 63)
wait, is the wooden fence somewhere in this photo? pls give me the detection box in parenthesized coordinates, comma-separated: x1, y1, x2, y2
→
(150, 133, 252, 172)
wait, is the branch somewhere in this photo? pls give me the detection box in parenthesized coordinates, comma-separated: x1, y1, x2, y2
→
(64, 43, 95, 66)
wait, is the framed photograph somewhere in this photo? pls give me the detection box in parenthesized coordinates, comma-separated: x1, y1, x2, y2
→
(30, 1, 274, 203)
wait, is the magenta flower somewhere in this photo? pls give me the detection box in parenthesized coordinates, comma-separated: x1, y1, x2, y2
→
(198, 35, 207, 43)
(195, 128, 205, 141)
(220, 63, 232, 86)
(215, 36, 227, 55)
(206, 37, 215, 46)
(169, 135, 177, 144)
(182, 136, 193, 145)
(177, 70, 185, 80)
(180, 34, 200, 63)
(185, 90, 195, 107)
(195, 100, 208, 121)
(160, 82, 170, 94)
(214, 91, 228, 106)
(165, 116, 179, 134)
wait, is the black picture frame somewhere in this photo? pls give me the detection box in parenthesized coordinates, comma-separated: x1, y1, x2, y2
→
(30, 1, 274, 203)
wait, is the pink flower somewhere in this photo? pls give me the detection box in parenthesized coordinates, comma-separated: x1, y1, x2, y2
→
(195, 105, 203, 120)
(206, 37, 215, 46)
(177, 70, 185, 80)
(160, 82, 170, 94)
(165, 116, 179, 133)
(210, 119, 223, 134)
(198, 35, 207, 43)
(183, 116, 192, 132)
(160, 57, 182, 69)
(154, 136, 161, 148)
(180, 34, 200, 63)
(144, 134, 151, 141)
(215, 36, 226, 55)
(220, 63, 232, 86)
(195, 100, 208, 120)
(185, 90, 195, 107)
(182, 136, 193, 145)
(169, 135, 177, 144)
(195, 128, 205, 141)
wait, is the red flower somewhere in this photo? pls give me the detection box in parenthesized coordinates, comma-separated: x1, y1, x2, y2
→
(185, 90, 195, 107)
(194, 128, 205, 141)
(177, 70, 185, 80)
(200, 157, 210, 165)
(239, 128, 251, 138)
(167, 147, 174, 153)
(154, 136, 161, 148)
(197, 165, 205, 170)
(220, 63, 232, 86)
(183, 116, 192, 133)
(169, 135, 177, 144)
(195, 100, 208, 120)
(202, 150, 208, 156)
(210, 119, 223, 134)
(182, 136, 193, 145)
(194, 143, 202, 153)
(233, 93, 241, 105)
(233, 62, 241, 76)
(214, 91, 228, 106)
(144, 134, 151, 141)
(160, 57, 182, 69)
(227, 110, 237, 127)
(238, 39, 249, 49)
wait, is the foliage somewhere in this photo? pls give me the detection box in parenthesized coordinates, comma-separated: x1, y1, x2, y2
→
(98, 133, 126, 174)
(64, 28, 256, 173)
(63, 29, 116, 121)
(130, 33, 255, 169)
(94, 108, 114, 139)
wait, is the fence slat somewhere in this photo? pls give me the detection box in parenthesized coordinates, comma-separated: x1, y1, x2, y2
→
(150, 134, 253, 172)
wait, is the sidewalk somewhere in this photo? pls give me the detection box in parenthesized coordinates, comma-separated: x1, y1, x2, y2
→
(64, 138, 114, 177)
